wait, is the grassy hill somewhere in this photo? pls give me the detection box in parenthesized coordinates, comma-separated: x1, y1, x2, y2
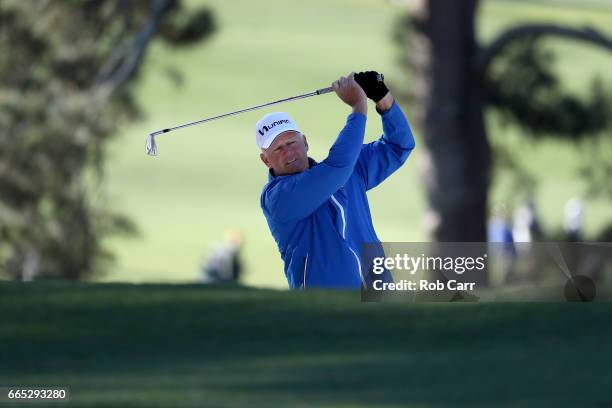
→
(100, 0, 612, 287)
(1, 281, 612, 407)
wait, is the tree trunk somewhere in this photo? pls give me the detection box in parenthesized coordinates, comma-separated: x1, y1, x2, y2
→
(411, 0, 491, 244)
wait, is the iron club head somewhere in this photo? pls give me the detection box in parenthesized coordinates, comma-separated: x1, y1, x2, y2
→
(146, 132, 160, 156)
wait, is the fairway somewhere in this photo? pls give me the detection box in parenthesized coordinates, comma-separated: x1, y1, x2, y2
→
(1, 282, 612, 407)
(100, 0, 612, 288)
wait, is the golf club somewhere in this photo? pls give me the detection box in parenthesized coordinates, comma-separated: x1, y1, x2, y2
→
(145, 86, 333, 156)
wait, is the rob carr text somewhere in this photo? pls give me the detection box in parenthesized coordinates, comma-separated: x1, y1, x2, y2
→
(373, 279, 476, 291)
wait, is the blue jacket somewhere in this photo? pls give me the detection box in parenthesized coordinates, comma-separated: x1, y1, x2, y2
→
(261, 101, 415, 289)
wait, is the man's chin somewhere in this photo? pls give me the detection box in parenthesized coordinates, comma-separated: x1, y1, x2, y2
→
(286, 161, 307, 174)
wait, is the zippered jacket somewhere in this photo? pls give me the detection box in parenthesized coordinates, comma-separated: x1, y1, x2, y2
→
(261, 101, 415, 289)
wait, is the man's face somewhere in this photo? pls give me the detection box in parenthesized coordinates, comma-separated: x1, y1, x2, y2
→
(260, 131, 309, 176)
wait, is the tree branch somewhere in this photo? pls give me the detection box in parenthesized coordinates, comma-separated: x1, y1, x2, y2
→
(477, 24, 612, 78)
(95, 0, 174, 99)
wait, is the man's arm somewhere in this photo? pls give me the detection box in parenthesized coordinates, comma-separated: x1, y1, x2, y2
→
(263, 73, 368, 222)
(355, 94, 415, 190)
(375, 92, 394, 112)
(353, 72, 415, 190)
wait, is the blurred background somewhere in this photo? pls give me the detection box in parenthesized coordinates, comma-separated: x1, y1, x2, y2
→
(1, 0, 611, 288)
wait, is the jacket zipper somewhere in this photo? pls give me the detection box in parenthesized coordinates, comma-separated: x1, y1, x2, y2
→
(330, 194, 365, 287)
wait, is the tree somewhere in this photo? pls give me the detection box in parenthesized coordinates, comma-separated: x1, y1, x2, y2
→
(395, 0, 612, 243)
(0, 0, 215, 280)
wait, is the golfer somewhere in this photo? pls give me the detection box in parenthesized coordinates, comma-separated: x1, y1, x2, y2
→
(256, 71, 415, 289)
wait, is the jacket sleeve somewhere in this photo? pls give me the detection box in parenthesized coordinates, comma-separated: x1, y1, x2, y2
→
(355, 101, 415, 191)
(263, 112, 366, 222)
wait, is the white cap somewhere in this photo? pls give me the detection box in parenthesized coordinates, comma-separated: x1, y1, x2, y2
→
(255, 112, 302, 149)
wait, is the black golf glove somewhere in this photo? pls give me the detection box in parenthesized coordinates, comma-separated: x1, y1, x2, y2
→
(354, 71, 388, 102)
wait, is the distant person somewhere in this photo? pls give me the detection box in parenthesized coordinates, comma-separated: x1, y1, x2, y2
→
(488, 207, 515, 248)
(201, 229, 244, 283)
(488, 206, 517, 284)
(513, 196, 544, 244)
(512, 197, 546, 282)
(256, 71, 415, 289)
(564, 197, 584, 242)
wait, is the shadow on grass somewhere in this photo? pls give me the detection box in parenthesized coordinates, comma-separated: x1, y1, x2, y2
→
(1, 282, 612, 407)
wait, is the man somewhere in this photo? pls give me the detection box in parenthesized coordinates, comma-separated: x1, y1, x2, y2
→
(256, 71, 415, 289)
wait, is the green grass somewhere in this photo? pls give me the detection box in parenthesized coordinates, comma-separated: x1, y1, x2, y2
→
(101, 0, 612, 288)
(1, 281, 612, 407)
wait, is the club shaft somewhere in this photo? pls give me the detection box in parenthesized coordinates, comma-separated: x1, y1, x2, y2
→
(151, 86, 333, 137)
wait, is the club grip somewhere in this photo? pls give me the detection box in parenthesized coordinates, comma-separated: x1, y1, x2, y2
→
(317, 73, 382, 95)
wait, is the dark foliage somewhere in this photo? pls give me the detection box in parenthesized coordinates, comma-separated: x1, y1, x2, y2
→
(485, 36, 612, 140)
(0, 0, 215, 280)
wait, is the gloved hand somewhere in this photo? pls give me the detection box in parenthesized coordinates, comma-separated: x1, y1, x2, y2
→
(354, 71, 388, 103)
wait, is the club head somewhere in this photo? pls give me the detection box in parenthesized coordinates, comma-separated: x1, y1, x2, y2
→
(145, 133, 158, 156)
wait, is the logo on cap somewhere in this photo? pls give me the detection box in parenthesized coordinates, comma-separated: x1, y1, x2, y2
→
(255, 112, 301, 149)
(258, 119, 291, 136)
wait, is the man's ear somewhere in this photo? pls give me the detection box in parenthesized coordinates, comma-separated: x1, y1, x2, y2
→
(302, 134, 309, 152)
(260, 151, 271, 168)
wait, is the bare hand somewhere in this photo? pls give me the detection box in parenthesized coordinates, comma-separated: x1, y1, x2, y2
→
(332, 73, 367, 115)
